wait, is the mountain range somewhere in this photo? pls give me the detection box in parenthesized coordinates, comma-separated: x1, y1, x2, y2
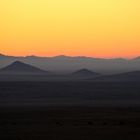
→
(0, 60, 140, 81)
(0, 53, 140, 74)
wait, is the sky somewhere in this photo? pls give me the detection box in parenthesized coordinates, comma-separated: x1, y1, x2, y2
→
(0, 0, 140, 58)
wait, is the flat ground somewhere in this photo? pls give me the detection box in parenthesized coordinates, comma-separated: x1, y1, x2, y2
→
(1, 106, 140, 140)
(0, 81, 140, 140)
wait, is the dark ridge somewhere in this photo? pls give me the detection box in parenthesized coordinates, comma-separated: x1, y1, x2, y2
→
(91, 71, 140, 81)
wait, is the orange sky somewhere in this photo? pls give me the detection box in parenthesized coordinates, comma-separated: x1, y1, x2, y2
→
(0, 0, 140, 58)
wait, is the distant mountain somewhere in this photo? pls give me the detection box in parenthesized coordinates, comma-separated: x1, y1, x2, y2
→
(72, 69, 100, 77)
(0, 61, 49, 74)
(92, 71, 140, 81)
(0, 53, 5, 57)
(133, 56, 140, 61)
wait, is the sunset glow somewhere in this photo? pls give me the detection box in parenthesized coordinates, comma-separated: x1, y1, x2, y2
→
(0, 0, 140, 58)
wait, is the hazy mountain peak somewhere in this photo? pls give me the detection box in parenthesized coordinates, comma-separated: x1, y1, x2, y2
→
(72, 68, 100, 76)
(26, 55, 38, 58)
(53, 55, 70, 58)
(76, 68, 92, 73)
(0, 61, 48, 74)
(12, 61, 25, 65)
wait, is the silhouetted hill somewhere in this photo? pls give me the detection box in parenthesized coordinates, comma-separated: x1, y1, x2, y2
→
(0, 61, 49, 74)
(92, 71, 140, 81)
(72, 69, 100, 77)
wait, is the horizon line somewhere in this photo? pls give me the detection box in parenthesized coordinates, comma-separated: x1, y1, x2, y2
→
(0, 53, 140, 60)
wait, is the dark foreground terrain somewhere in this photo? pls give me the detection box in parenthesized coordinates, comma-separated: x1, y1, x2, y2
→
(1, 106, 140, 140)
(1, 81, 140, 140)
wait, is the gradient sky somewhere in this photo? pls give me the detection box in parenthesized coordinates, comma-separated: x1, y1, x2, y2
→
(0, 0, 140, 58)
